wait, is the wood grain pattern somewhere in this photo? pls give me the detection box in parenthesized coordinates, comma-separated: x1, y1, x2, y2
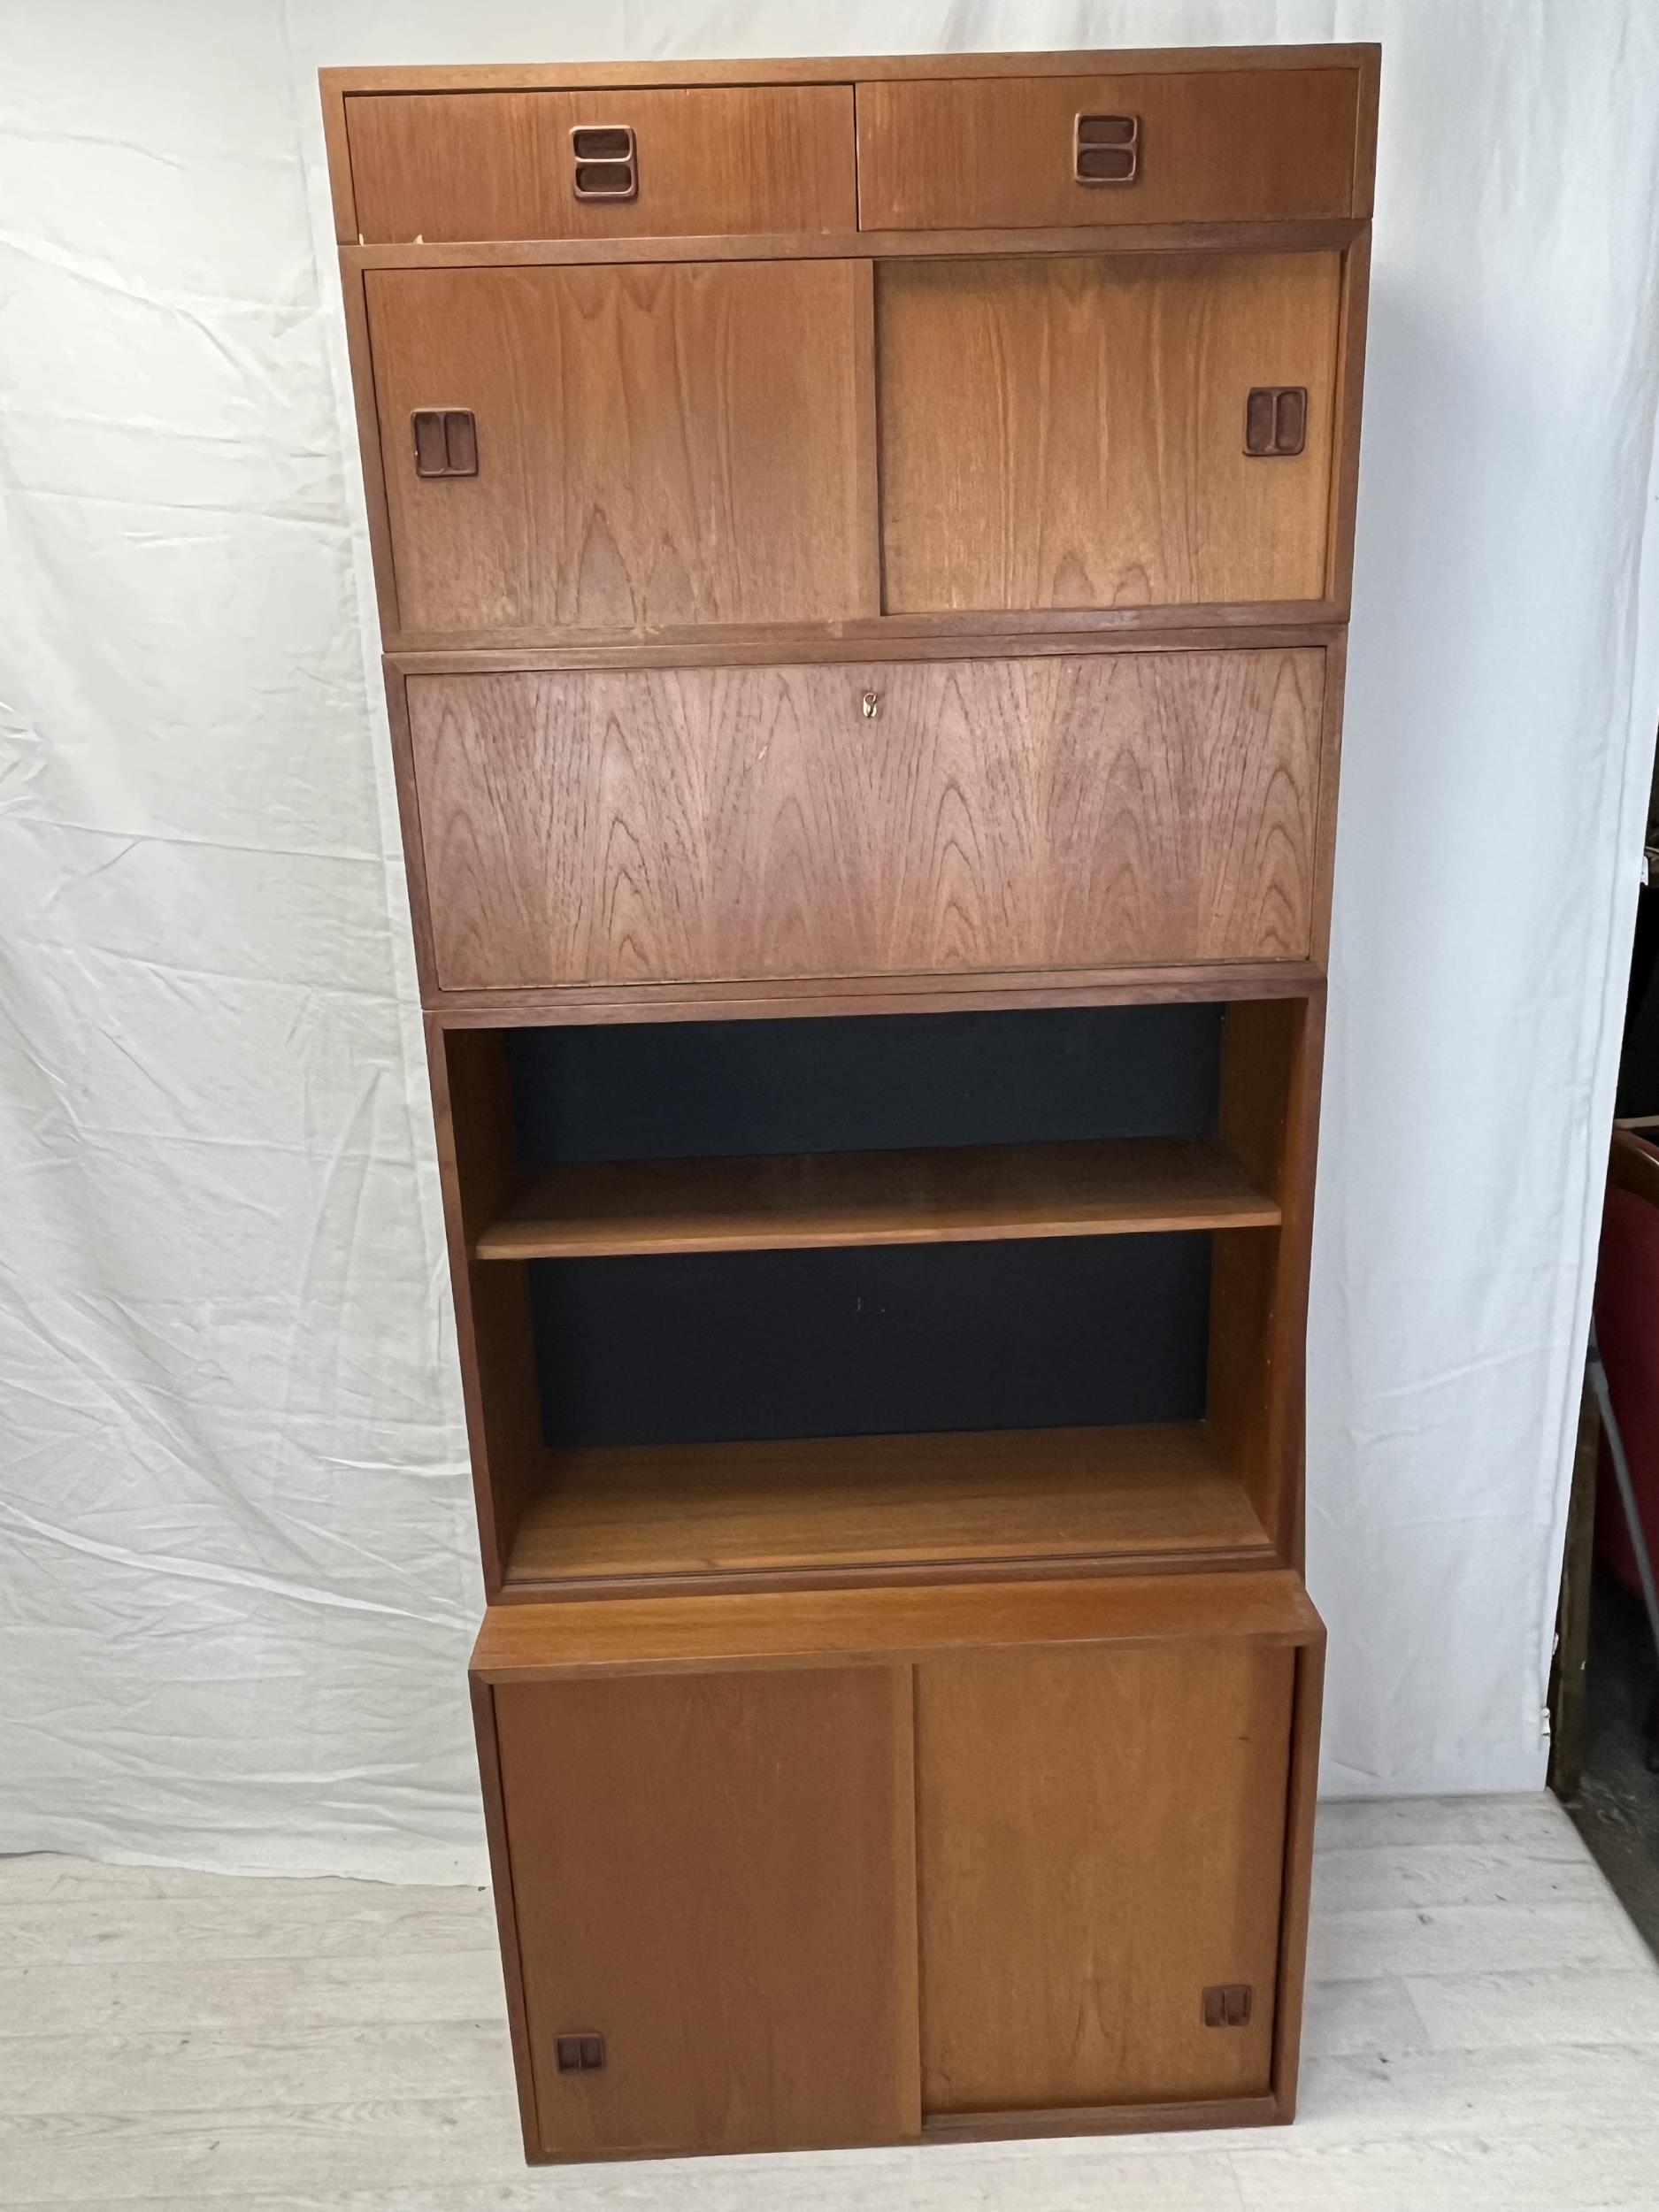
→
(915, 1638, 1294, 2113)
(422, 959, 1327, 1029)
(491, 1666, 918, 2158)
(474, 1136, 1280, 1260)
(472, 1564, 1320, 1681)
(347, 86, 856, 244)
(365, 262, 872, 635)
(345, 219, 1366, 277)
(878, 253, 1341, 612)
(322, 48, 1380, 96)
(856, 68, 1362, 230)
(407, 651, 1325, 991)
(501, 1424, 1272, 1597)
(313, 43, 1375, 2165)
(388, 618, 1348, 673)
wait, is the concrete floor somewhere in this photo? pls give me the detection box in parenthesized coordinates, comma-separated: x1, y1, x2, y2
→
(5, 1794, 1659, 2208)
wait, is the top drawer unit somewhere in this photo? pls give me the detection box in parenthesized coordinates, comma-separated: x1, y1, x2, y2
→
(346, 84, 857, 242)
(856, 67, 1363, 230)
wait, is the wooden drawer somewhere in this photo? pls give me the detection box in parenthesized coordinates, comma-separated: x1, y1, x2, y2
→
(347, 85, 856, 242)
(365, 262, 872, 637)
(406, 650, 1325, 992)
(856, 67, 1363, 230)
(878, 252, 1342, 613)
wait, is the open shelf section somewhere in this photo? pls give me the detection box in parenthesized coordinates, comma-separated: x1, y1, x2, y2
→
(475, 1135, 1279, 1261)
(501, 1421, 1272, 1597)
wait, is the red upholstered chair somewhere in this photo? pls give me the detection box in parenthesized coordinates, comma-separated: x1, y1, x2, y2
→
(1594, 1132, 1659, 1595)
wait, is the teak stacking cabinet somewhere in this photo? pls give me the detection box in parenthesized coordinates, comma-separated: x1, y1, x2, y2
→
(323, 42, 1376, 2165)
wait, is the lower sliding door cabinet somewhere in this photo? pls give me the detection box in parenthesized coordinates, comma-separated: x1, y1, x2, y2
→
(472, 1569, 1323, 2163)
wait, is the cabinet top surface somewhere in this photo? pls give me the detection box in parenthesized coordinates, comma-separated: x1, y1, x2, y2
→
(321, 46, 1379, 96)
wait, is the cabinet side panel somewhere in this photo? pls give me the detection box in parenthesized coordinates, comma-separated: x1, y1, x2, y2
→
(1271, 1633, 1326, 2119)
(470, 1678, 540, 2160)
(916, 1639, 1294, 2114)
(494, 1666, 919, 2158)
(428, 1025, 543, 1588)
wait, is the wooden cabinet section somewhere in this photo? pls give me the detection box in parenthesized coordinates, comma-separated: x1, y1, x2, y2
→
(489, 1666, 918, 2158)
(856, 68, 1363, 230)
(365, 263, 873, 635)
(406, 649, 1325, 991)
(347, 85, 857, 242)
(916, 1638, 1294, 2115)
(879, 253, 1341, 612)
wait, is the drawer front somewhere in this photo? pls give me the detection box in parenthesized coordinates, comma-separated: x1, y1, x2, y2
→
(490, 1667, 917, 2158)
(348, 85, 856, 242)
(407, 651, 1325, 992)
(366, 263, 872, 637)
(856, 68, 1361, 230)
(878, 252, 1341, 613)
(917, 1637, 1294, 2112)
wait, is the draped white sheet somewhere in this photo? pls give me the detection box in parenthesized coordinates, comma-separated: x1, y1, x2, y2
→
(1, 0, 1656, 1878)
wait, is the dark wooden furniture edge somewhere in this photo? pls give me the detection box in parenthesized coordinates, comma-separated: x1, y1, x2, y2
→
(339, 219, 1366, 270)
(471, 1675, 542, 2161)
(495, 1538, 1283, 1609)
(383, 615, 1350, 668)
(419, 964, 1329, 1030)
(921, 2092, 1282, 2142)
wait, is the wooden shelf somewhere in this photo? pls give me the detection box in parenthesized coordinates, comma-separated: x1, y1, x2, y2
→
(501, 1422, 1272, 1597)
(475, 1137, 1280, 1262)
(475, 1566, 1320, 1680)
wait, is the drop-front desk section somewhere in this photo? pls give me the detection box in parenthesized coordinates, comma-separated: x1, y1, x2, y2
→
(321, 45, 1376, 2163)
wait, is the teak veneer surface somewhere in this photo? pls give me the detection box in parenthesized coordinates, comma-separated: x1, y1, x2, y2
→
(407, 651, 1325, 991)
(501, 1422, 1272, 1594)
(472, 1563, 1321, 1678)
(878, 253, 1340, 612)
(349, 84, 857, 244)
(855, 69, 1363, 230)
(474, 1135, 1281, 1259)
(325, 38, 1372, 2166)
(366, 261, 873, 635)
(494, 1665, 918, 2156)
(916, 1639, 1293, 2111)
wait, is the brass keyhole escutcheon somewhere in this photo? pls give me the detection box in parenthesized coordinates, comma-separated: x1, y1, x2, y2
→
(861, 690, 882, 720)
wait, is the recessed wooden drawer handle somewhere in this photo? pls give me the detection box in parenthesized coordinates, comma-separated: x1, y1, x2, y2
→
(411, 409, 478, 479)
(1202, 1984, 1255, 2028)
(1074, 113, 1140, 185)
(572, 124, 637, 202)
(1243, 388, 1308, 458)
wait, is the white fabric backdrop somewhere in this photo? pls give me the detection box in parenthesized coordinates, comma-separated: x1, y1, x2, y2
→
(2, 0, 1657, 1880)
